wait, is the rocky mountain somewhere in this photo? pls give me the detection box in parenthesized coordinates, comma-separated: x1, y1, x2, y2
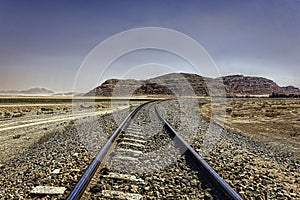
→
(85, 73, 300, 97)
(0, 88, 54, 95)
(85, 73, 212, 97)
(222, 75, 296, 96)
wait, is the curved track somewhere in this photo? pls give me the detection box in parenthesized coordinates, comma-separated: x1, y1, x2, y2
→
(67, 102, 242, 200)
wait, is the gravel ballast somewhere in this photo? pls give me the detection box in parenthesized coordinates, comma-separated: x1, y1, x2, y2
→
(158, 99, 300, 199)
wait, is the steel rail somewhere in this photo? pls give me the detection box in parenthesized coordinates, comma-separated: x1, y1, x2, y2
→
(66, 103, 147, 200)
(155, 106, 243, 200)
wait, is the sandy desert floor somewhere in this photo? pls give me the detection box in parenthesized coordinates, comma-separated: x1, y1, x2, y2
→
(200, 98, 300, 159)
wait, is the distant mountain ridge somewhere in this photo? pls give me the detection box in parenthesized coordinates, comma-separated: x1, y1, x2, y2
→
(0, 87, 54, 95)
(85, 73, 300, 97)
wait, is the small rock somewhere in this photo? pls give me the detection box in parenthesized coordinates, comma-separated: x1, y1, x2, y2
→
(51, 169, 61, 174)
(73, 153, 79, 157)
(12, 135, 21, 139)
(30, 186, 66, 195)
(90, 185, 101, 193)
(100, 168, 109, 175)
(12, 112, 23, 118)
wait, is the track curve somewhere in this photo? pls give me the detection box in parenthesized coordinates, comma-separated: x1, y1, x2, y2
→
(67, 102, 242, 200)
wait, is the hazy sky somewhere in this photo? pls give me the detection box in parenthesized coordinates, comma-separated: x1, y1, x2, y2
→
(0, 0, 300, 92)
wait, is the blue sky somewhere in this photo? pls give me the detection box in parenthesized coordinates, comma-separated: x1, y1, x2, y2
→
(0, 0, 299, 92)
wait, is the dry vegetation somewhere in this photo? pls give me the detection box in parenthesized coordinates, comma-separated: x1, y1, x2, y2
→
(200, 98, 300, 158)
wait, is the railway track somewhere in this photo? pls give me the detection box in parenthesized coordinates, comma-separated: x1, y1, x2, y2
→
(67, 102, 242, 200)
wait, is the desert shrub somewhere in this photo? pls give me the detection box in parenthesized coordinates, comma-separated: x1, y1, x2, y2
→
(22, 109, 31, 112)
(289, 132, 299, 137)
(265, 111, 280, 117)
(4, 112, 11, 118)
(226, 108, 232, 114)
(234, 103, 243, 108)
(270, 93, 300, 98)
(231, 111, 245, 117)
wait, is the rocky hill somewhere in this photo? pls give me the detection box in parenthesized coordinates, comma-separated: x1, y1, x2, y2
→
(85, 73, 211, 97)
(222, 75, 299, 96)
(85, 73, 300, 97)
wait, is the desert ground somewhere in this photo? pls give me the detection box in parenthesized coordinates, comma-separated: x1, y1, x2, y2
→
(1, 97, 299, 164)
(0, 96, 299, 199)
(0, 96, 146, 162)
(200, 98, 300, 159)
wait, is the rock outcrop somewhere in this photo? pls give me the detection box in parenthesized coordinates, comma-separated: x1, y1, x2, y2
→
(222, 75, 300, 96)
(85, 73, 211, 97)
(85, 73, 300, 97)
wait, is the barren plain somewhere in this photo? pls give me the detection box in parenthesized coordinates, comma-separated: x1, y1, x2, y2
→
(200, 98, 300, 159)
(0, 97, 145, 162)
(0, 96, 299, 199)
